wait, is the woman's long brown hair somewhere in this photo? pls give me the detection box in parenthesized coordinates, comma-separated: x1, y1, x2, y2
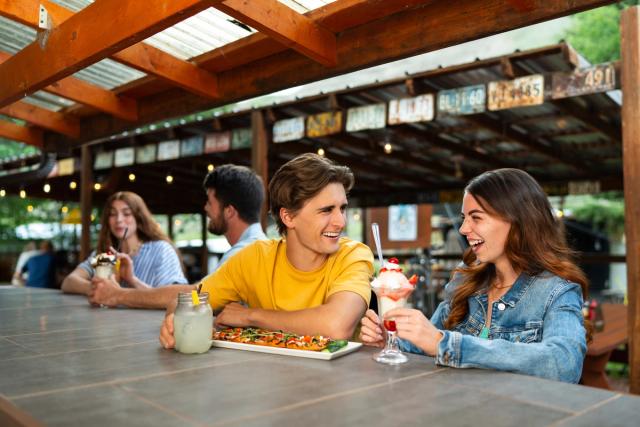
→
(443, 169, 589, 331)
(96, 192, 183, 268)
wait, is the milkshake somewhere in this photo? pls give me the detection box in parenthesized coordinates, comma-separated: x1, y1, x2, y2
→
(91, 252, 117, 279)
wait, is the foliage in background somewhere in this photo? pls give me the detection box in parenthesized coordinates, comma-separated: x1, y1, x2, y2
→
(565, 0, 639, 63)
(564, 192, 625, 240)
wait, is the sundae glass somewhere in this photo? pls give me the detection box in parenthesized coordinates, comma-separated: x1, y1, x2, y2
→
(371, 258, 417, 364)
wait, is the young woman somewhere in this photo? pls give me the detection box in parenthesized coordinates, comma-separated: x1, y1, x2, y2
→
(360, 169, 588, 383)
(61, 191, 187, 296)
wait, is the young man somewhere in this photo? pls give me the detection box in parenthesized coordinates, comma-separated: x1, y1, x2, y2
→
(159, 153, 374, 346)
(88, 164, 266, 308)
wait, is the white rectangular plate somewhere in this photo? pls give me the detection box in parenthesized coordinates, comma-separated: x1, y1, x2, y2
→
(211, 340, 362, 360)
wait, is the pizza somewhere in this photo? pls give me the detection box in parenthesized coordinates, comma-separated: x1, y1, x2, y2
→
(213, 327, 348, 353)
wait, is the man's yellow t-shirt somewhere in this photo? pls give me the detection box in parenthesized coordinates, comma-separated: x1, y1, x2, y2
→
(200, 237, 373, 311)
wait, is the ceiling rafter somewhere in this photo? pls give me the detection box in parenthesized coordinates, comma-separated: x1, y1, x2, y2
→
(0, 101, 79, 137)
(215, 0, 336, 67)
(0, 0, 216, 109)
(0, 50, 137, 121)
(0, 119, 43, 147)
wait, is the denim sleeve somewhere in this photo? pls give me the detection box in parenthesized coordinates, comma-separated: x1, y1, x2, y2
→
(434, 283, 587, 383)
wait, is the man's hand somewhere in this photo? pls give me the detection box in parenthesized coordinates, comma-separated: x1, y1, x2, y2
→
(88, 276, 121, 307)
(384, 308, 443, 356)
(159, 313, 176, 349)
(214, 302, 254, 329)
(359, 309, 384, 348)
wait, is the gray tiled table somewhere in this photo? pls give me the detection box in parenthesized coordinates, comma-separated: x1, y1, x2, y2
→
(1, 287, 638, 427)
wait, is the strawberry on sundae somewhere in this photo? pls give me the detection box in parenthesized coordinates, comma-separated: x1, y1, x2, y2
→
(371, 258, 417, 332)
(91, 252, 117, 279)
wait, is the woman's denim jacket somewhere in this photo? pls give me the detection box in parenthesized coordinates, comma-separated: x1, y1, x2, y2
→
(399, 270, 587, 383)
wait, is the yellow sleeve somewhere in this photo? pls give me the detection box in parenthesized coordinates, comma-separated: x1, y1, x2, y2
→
(200, 244, 254, 311)
(326, 241, 374, 305)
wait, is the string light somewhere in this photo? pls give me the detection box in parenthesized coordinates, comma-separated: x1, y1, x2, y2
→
(91, 214, 95, 221)
(174, 219, 182, 226)
(19, 189, 26, 199)
(128, 173, 136, 182)
(317, 147, 325, 156)
(353, 212, 361, 221)
(93, 183, 101, 191)
(166, 174, 174, 184)
(384, 143, 393, 154)
(61, 206, 69, 213)
(27, 205, 34, 212)
(207, 164, 214, 172)
(0, 189, 5, 197)
(69, 181, 77, 190)
(43, 183, 51, 193)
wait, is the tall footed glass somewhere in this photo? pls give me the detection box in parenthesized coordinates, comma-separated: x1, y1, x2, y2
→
(371, 259, 416, 365)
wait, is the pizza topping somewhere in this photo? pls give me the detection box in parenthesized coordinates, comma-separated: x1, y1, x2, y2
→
(213, 327, 348, 353)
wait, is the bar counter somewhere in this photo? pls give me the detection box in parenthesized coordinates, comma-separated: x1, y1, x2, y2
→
(1, 287, 638, 427)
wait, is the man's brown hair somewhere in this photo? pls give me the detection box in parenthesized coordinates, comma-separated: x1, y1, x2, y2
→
(269, 153, 354, 235)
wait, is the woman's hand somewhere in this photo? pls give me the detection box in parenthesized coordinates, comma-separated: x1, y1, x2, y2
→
(359, 309, 384, 348)
(110, 246, 135, 286)
(159, 313, 175, 349)
(385, 308, 443, 356)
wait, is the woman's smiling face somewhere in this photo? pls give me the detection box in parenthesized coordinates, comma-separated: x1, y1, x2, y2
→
(459, 192, 511, 266)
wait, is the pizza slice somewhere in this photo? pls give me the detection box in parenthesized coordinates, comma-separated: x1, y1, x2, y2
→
(213, 327, 348, 353)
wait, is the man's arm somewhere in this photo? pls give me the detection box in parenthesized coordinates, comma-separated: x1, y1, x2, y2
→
(61, 267, 92, 295)
(215, 291, 367, 340)
(89, 279, 196, 309)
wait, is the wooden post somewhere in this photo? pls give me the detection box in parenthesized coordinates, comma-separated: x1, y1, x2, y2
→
(621, 6, 640, 395)
(251, 109, 269, 229)
(80, 145, 92, 260)
(167, 214, 174, 241)
(201, 212, 209, 277)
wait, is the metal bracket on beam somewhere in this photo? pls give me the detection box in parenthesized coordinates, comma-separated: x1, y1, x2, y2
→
(38, 5, 54, 30)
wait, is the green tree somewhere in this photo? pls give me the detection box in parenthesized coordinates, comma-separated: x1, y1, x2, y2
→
(565, 1, 639, 64)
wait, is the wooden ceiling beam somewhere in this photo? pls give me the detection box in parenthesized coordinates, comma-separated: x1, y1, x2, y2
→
(216, 0, 336, 67)
(0, 119, 43, 147)
(0, 0, 213, 108)
(0, 101, 79, 137)
(0, 50, 137, 121)
(2, 0, 218, 100)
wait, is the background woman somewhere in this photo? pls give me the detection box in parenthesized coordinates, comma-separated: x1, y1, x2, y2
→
(360, 168, 588, 383)
(61, 191, 187, 296)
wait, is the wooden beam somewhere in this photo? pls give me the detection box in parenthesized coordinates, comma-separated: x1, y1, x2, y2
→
(216, 0, 336, 67)
(0, 119, 43, 147)
(0, 50, 138, 121)
(251, 110, 269, 228)
(0, 0, 213, 108)
(0, 101, 79, 137)
(112, 44, 218, 99)
(621, 5, 640, 396)
(1, 0, 219, 100)
(51, 0, 618, 146)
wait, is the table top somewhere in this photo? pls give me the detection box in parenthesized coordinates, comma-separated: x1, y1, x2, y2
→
(1, 286, 638, 427)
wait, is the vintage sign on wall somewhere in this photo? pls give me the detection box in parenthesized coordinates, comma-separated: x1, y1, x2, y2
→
(94, 151, 113, 170)
(551, 63, 616, 99)
(388, 94, 434, 124)
(204, 131, 231, 153)
(157, 140, 180, 161)
(437, 85, 486, 115)
(306, 111, 342, 137)
(136, 144, 156, 164)
(231, 128, 252, 150)
(180, 135, 204, 157)
(488, 75, 544, 110)
(57, 158, 75, 176)
(346, 103, 386, 132)
(273, 117, 305, 143)
(114, 147, 135, 167)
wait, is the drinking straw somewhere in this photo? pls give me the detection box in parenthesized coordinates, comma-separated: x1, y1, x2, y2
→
(117, 227, 128, 253)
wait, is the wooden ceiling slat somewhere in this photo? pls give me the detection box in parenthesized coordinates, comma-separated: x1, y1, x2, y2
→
(0, 101, 79, 137)
(0, 120, 43, 147)
(216, 0, 336, 67)
(0, 0, 213, 108)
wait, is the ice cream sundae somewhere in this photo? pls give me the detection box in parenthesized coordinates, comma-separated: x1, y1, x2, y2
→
(91, 252, 117, 279)
(371, 258, 417, 331)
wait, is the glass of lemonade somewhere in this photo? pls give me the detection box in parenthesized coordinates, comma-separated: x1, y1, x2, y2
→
(371, 259, 416, 365)
(174, 292, 213, 354)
